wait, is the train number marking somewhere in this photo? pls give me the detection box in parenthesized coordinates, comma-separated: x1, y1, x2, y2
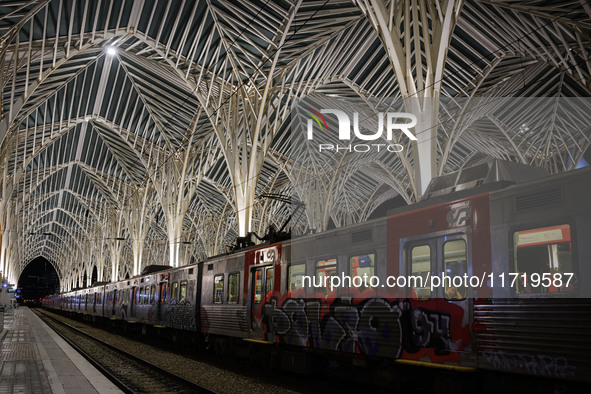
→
(256, 247, 278, 264)
(446, 207, 471, 227)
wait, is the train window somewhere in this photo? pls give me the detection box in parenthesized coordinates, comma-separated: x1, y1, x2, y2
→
(151, 285, 156, 303)
(315, 259, 337, 288)
(512, 224, 575, 295)
(350, 253, 375, 288)
(443, 240, 467, 300)
(254, 269, 263, 304)
(288, 264, 305, 291)
(228, 273, 240, 303)
(138, 287, 143, 304)
(411, 245, 431, 298)
(179, 281, 187, 302)
(266, 269, 274, 297)
(213, 275, 224, 304)
(160, 283, 167, 303)
(171, 282, 179, 301)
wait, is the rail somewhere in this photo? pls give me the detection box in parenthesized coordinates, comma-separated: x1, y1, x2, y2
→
(33, 309, 216, 394)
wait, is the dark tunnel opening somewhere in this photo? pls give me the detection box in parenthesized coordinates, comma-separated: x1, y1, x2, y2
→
(17, 257, 60, 307)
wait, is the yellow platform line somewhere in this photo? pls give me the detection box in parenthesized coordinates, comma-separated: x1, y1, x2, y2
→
(395, 358, 475, 372)
(243, 338, 273, 345)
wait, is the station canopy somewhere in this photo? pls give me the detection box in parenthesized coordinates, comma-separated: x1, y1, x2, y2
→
(0, 0, 590, 289)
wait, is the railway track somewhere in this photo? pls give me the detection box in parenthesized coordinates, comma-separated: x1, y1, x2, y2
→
(34, 309, 216, 394)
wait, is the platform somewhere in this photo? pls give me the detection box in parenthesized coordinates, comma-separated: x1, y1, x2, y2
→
(0, 307, 121, 394)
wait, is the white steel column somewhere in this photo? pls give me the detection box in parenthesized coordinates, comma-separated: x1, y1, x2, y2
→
(152, 122, 217, 268)
(214, 1, 301, 236)
(105, 207, 125, 281)
(358, 0, 463, 197)
(123, 184, 156, 276)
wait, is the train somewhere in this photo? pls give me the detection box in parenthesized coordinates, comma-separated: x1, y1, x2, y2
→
(43, 159, 591, 386)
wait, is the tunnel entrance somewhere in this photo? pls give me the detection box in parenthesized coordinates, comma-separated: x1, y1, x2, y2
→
(17, 257, 60, 306)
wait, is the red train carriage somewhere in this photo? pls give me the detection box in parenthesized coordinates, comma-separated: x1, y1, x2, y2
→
(239, 203, 477, 371)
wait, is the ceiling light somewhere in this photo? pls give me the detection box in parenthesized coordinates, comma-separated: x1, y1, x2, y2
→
(106, 46, 117, 56)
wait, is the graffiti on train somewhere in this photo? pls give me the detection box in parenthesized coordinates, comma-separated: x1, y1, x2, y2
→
(482, 350, 576, 378)
(160, 301, 197, 329)
(258, 298, 469, 361)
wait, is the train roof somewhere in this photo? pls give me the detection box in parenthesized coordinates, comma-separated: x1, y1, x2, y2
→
(388, 160, 589, 218)
(140, 265, 172, 275)
(423, 159, 549, 199)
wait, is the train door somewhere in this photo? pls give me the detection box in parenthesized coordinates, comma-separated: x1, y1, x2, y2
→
(100, 291, 105, 317)
(407, 239, 436, 298)
(111, 289, 117, 316)
(437, 234, 469, 302)
(405, 231, 472, 355)
(249, 265, 274, 332)
(130, 287, 137, 318)
(406, 232, 470, 299)
(156, 281, 167, 324)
